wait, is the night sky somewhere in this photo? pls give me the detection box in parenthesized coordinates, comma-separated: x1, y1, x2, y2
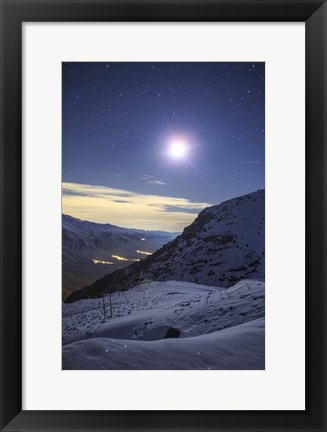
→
(62, 62, 264, 232)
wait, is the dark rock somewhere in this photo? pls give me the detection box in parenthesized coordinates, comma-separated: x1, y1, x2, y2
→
(164, 327, 181, 339)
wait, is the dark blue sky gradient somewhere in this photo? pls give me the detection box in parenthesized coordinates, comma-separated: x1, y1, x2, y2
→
(63, 62, 264, 205)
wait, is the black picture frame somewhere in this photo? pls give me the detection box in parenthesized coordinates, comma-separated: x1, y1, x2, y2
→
(0, 0, 326, 431)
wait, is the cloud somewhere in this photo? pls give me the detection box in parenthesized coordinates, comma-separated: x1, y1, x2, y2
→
(141, 174, 166, 186)
(62, 182, 212, 232)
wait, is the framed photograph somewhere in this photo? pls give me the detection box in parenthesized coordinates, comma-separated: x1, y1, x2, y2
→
(0, 0, 326, 431)
(61, 60, 266, 371)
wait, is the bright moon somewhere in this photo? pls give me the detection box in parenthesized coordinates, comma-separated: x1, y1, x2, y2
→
(168, 140, 188, 159)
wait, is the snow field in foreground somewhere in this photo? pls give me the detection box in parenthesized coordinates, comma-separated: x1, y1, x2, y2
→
(63, 317, 264, 370)
(62, 280, 265, 370)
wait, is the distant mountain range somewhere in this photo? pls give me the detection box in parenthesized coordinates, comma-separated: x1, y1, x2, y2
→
(62, 214, 178, 299)
(65, 189, 265, 303)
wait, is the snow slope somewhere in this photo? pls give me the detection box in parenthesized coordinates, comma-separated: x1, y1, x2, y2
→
(62, 279, 265, 369)
(62, 214, 178, 299)
(62, 318, 264, 370)
(65, 189, 265, 303)
(63, 280, 264, 344)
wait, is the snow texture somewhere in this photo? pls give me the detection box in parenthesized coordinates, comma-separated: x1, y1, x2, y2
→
(62, 280, 265, 370)
(63, 318, 264, 370)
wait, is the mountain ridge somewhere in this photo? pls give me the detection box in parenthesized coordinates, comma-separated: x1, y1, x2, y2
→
(62, 214, 178, 299)
(65, 189, 265, 303)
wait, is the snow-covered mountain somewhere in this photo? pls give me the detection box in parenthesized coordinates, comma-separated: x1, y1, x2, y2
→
(62, 214, 178, 300)
(65, 190, 265, 303)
